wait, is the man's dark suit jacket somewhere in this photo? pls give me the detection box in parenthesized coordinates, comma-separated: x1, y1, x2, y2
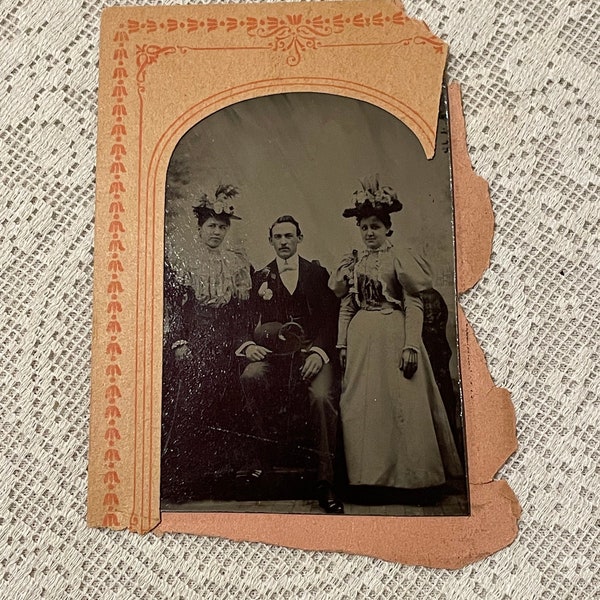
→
(247, 256, 339, 360)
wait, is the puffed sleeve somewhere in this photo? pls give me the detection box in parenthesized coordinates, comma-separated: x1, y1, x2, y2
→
(392, 247, 432, 295)
(328, 251, 358, 298)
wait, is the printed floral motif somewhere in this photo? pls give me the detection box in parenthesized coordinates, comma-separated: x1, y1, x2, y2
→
(413, 35, 445, 54)
(123, 8, 442, 66)
(135, 44, 177, 92)
(101, 28, 130, 530)
(126, 10, 406, 37)
(248, 13, 335, 67)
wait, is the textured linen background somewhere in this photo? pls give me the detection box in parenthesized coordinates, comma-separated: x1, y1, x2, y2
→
(0, 0, 598, 598)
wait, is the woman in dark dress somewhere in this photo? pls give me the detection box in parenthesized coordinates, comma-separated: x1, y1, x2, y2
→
(161, 185, 252, 502)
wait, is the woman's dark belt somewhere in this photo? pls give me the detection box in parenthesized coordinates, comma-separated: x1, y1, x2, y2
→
(361, 301, 402, 313)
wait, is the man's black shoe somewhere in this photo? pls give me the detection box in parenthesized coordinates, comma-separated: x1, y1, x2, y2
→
(317, 483, 344, 514)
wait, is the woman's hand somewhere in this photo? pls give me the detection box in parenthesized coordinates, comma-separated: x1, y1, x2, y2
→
(174, 343, 192, 362)
(339, 348, 347, 371)
(400, 348, 418, 379)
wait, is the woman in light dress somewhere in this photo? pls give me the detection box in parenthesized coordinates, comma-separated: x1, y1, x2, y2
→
(329, 177, 462, 491)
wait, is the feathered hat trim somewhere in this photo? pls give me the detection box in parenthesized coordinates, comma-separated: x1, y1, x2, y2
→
(193, 184, 242, 220)
(342, 175, 402, 218)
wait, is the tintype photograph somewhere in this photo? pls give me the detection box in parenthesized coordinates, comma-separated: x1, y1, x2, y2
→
(160, 90, 468, 516)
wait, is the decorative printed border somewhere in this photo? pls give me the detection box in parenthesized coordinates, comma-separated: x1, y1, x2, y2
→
(126, 8, 443, 66)
(126, 9, 407, 35)
(101, 28, 130, 529)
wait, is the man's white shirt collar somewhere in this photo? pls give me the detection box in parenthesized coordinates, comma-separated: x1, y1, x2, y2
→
(276, 254, 299, 272)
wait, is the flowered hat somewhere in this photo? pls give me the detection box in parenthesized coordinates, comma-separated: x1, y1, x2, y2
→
(342, 174, 402, 218)
(193, 184, 242, 221)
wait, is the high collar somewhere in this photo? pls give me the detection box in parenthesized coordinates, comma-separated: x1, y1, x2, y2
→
(361, 239, 393, 257)
(275, 253, 299, 272)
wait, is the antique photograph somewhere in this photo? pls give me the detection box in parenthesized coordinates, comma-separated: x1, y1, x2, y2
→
(160, 90, 468, 516)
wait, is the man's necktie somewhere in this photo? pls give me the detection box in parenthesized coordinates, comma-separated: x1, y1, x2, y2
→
(279, 261, 296, 273)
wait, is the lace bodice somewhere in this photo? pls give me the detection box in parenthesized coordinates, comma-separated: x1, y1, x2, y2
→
(181, 243, 252, 308)
(329, 242, 433, 349)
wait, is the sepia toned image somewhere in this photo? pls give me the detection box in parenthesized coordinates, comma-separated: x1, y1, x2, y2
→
(160, 89, 468, 516)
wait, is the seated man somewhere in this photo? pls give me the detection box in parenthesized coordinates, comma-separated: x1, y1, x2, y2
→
(237, 215, 343, 514)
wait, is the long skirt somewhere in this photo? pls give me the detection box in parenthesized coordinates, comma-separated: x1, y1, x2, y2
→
(160, 304, 243, 500)
(342, 309, 463, 488)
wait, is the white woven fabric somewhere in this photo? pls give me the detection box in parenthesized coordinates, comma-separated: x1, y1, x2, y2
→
(1, 0, 598, 598)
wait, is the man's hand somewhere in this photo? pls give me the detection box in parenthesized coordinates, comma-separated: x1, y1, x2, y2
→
(400, 348, 418, 379)
(245, 344, 272, 362)
(300, 352, 324, 380)
(174, 343, 191, 362)
(339, 348, 347, 371)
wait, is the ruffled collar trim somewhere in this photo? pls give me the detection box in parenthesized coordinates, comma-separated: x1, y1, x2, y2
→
(360, 239, 394, 257)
